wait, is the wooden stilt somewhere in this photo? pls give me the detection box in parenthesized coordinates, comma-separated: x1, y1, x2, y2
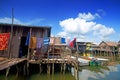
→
(60, 63, 63, 73)
(52, 63, 54, 74)
(74, 67, 78, 80)
(16, 65, 19, 78)
(39, 63, 42, 74)
(52, 63, 54, 80)
(27, 62, 29, 75)
(6, 67, 10, 77)
(111, 52, 112, 57)
(23, 64, 26, 75)
(107, 51, 108, 58)
(47, 64, 50, 74)
(63, 63, 66, 74)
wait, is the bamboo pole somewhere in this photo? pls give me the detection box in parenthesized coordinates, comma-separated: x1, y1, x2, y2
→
(27, 27, 32, 75)
(8, 8, 14, 59)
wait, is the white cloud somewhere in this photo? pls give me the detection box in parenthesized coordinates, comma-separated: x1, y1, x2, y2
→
(97, 9, 106, 16)
(57, 31, 68, 37)
(60, 17, 95, 34)
(0, 17, 23, 24)
(78, 12, 100, 21)
(93, 24, 115, 37)
(58, 12, 115, 43)
(0, 17, 44, 25)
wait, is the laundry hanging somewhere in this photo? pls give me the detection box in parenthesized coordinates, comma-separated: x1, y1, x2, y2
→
(44, 37, 50, 45)
(36, 37, 43, 48)
(0, 33, 10, 50)
(30, 37, 37, 49)
(25, 32, 30, 46)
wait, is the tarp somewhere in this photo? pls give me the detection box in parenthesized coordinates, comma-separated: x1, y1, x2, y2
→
(0, 33, 10, 50)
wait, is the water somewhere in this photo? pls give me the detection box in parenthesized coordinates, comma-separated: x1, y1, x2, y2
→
(0, 57, 120, 80)
(0, 72, 75, 80)
(77, 64, 120, 80)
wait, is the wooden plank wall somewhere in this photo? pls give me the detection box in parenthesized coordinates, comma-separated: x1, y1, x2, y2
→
(0, 25, 51, 58)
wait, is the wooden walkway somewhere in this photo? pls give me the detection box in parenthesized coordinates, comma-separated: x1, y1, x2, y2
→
(29, 57, 79, 69)
(0, 58, 27, 71)
(29, 58, 77, 64)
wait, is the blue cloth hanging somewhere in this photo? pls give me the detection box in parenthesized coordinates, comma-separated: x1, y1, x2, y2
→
(25, 32, 30, 46)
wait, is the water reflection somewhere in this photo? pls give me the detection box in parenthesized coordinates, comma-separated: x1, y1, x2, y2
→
(76, 65, 120, 80)
(0, 72, 75, 80)
(71, 56, 120, 80)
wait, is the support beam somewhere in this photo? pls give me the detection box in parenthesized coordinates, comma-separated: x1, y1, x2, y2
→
(27, 62, 29, 75)
(39, 63, 42, 74)
(6, 67, 10, 77)
(63, 63, 66, 74)
(47, 64, 50, 74)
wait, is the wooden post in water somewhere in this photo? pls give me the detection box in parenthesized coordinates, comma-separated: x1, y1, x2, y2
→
(6, 67, 10, 77)
(23, 63, 26, 75)
(60, 47, 63, 73)
(52, 63, 54, 80)
(8, 8, 14, 59)
(16, 65, 19, 78)
(27, 28, 32, 75)
(5, 8, 13, 77)
(52, 37, 55, 79)
(39, 63, 42, 74)
(47, 64, 51, 74)
(63, 63, 66, 74)
(100, 50, 101, 57)
(60, 63, 63, 73)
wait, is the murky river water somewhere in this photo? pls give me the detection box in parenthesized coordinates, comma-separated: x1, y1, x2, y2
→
(0, 57, 120, 80)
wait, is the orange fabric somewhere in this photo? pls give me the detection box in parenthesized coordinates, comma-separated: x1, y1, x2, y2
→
(30, 37, 36, 49)
(0, 33, 10, 50)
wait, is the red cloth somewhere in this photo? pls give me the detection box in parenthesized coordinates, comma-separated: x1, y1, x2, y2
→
(69, 38, 76, 48)
(0, 33, 10, 50)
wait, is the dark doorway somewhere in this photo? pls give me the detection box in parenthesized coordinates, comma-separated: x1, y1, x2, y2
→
(19, 37, 28, 58)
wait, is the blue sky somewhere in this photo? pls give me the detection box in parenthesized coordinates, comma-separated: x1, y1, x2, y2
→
(0, 0, 120, 44)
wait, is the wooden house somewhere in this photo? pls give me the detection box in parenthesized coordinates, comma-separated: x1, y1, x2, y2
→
(48, 37, 67, 58)
(0, 23, 51, 59)
(118, 41, 120, 54)
(77, 42, 86, 53)
(99, 41, 118, 54)
(77, 42, 92, 53)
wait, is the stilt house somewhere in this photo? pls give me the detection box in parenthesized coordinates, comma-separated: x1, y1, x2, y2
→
(0, 23, 51, 59)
